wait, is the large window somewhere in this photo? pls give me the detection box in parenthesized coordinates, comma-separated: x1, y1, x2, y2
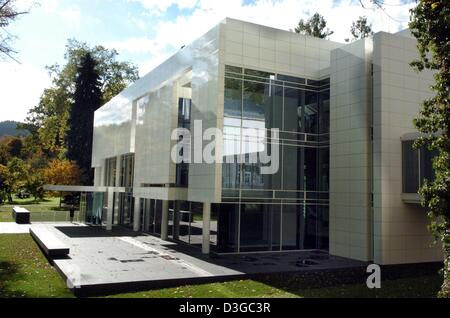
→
(215, 203, 328, 253)
(222, 65, 330, 198)
(176, 98, 192, 187)
(104, 157, 117, 187)
(120, 154, 134, 188)
(220, 65, 330, 253)
(402, 140, 437, 194)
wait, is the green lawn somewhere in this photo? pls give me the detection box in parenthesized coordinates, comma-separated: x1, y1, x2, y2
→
(110, 272, 442, 299)
(0, 234, 74, 298)
(0, 234, 443, 298)
(0, 196, 77, 223)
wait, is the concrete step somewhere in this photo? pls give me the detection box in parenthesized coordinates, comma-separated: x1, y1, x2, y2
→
(30, 226, 70, 257)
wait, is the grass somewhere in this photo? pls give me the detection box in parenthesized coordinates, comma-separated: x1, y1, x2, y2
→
(108, 272, 442, 299)
(0, 234, 443, 298)
(0, 196, 77, 223)
(0, 234, 74, 298)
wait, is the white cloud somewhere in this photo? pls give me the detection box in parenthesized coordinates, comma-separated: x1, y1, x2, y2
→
(114, 0, 415, 76)
(127, 0, 199, 16)
(59, 6, 82, 27)
(0, 62, 51, 122)
(16, 0, 59, 13)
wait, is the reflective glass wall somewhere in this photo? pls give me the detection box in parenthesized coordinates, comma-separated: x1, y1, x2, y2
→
(219, 65, 330, 253)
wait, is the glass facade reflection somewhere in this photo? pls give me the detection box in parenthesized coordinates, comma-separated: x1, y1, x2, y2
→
(402, 140, 437, 194)
(219, 65, 330, 253)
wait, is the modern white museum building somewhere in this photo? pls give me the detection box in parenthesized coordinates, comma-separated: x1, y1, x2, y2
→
(47, 18, 442, 266)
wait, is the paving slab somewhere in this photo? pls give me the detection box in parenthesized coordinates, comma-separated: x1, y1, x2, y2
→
(30, 224, 366, 296)
(0, 222, 32, 234)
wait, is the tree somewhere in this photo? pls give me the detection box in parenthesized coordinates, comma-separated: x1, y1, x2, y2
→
(294, 13, 334, 39)
(348, 16, 374, 42)
(66, 53, 101, 184)
(43, 159, 82, 187)
(0, 164, 8, 203)
(0, 143, 10, 165)
(409, 0, 450, 298)
(23, 39, 139, 158)
(0, 158, 27, 203)
(0, 0, 29, 61)
(5, 137, 22, 158)
(25, 170, 45, 201)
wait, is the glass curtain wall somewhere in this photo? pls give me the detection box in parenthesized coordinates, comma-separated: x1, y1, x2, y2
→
(219, 65, 330, 253)
(176, 98, 192, 187)
(119, 153, 135, 227)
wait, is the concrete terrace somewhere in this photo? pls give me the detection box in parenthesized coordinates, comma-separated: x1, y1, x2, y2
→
(21, 223, 366, 296)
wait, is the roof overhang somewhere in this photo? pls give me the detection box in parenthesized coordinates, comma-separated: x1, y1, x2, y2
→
(44, 185, 127, 193)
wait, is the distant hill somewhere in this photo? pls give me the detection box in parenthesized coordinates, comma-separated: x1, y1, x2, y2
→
(0, 121, 29, 137)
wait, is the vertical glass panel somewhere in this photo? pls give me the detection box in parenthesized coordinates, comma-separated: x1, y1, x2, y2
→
(319, 90, 330, 134)
(318, 148, 329, 191)
(240, 204, 280, 252)
(176, 98, 191, 188)
(317, 206, 329, 250)
(303, 205, 318, 249)
(282, 205, 300, 250)
(284, 87, 304, 133)
(225, 78, 242, 118)
(105, 157, 117, 187)
(271, 205, 281, 251)
(120, 154, 135, 188)
(283, 145, 303, 191)
(217, 204, 239, 253)
(281, 204, 325, 250)
(304, 147, 318, 191)
(119, 193, 134, 227)
(154, 200, 162, 235)
(305, 91, 318, 135)
(243, 82, 273, 124)
(223, 117, 242, 190)
(402, 141, 419, 193)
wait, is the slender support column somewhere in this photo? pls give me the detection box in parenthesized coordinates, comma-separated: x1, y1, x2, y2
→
(202, 202, 211, 254)
(133, 197, 141, 232)
(113, 156, 121, 224)
(173, 201, 181, 240)
(106, 188, 114, 231)
(161, 200, 169, 241)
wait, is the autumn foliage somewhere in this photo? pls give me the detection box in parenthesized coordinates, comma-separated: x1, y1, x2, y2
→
(43, 159, 82, 186)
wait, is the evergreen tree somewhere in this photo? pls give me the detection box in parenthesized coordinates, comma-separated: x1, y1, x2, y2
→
(294, 13, 334, 39)
(349, 16, 374, 41)
(66, 53, 101, 185)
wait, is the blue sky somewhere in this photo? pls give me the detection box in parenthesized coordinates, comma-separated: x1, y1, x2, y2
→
(0, 0, 415, 122)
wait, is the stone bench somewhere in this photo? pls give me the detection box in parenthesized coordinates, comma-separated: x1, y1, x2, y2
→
(30, 226, 70, 257)
(12, 206, 30, 224)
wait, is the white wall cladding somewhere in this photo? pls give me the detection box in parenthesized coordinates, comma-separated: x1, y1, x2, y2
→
(372, 32, 441, 264)
(222, 18, 342, 79)
(92, 22, 222, 202)
(329, 38, 373, 262)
